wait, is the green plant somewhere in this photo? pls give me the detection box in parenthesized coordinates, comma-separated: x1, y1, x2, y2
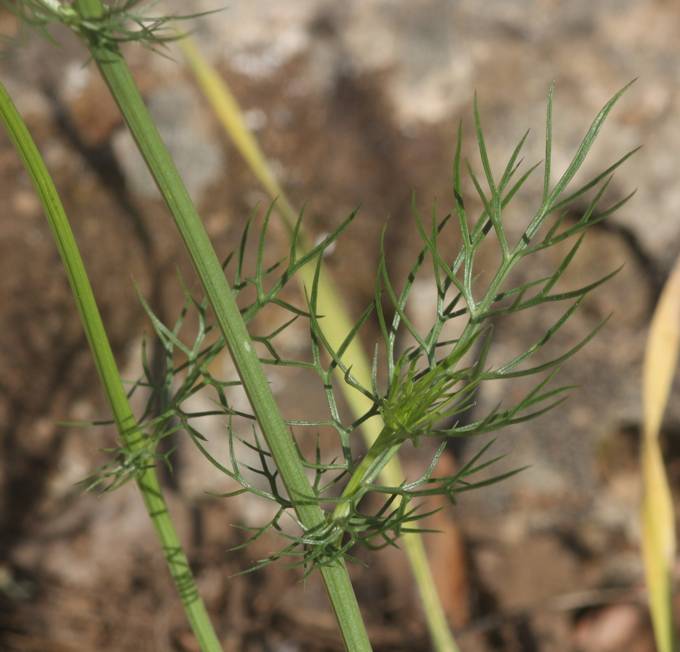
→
(0, 81, 222, 652)
(180, 36, 459, 652)
(149, 84, 633, 569)
(2, 2, 636, 650)
(9, 0, 371, 649)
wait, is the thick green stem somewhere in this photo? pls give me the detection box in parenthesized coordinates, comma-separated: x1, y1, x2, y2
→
(70, 2, 371, 649)
(0, 82, 222, 652)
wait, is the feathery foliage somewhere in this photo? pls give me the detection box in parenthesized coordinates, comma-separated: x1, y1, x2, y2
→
(2, 0, 212, 50)
(88, 85, 635, 574)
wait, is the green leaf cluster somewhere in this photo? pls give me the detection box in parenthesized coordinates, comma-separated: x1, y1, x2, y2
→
(86, 85, 636, 573)
(2, 0, 212, 50)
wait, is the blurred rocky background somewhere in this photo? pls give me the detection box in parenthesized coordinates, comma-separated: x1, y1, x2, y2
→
(0, 1, 679, 650)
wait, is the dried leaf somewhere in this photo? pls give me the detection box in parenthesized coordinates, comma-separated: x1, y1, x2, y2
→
(641, 254, 680, 652)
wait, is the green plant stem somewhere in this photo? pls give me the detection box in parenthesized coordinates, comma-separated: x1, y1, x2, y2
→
(0, 81, 222, 652)
(334, 429, 398, 518)
(179, 38, 460, 652)
(71, 2, 371, 649)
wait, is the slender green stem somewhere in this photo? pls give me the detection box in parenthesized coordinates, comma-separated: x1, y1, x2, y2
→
(0, 82, 222, 652)
(179, 38, 461, 652)
(333, 428, 398, 520)
(70, 2, 371, 649)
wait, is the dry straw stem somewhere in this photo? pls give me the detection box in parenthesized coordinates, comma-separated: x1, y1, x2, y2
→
(0, 81, 222, 652)
(179, 36, 460, 652)
(642, 254, 680, 652)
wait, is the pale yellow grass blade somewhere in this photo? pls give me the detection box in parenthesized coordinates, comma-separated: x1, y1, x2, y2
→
(642, 255, 680, 652)
(179, 36, 460, 652)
